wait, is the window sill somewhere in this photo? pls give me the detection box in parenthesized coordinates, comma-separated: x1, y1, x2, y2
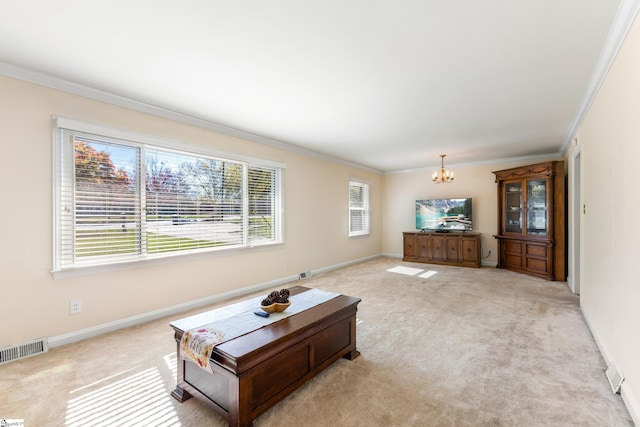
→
(51, 242, 284, 280)
(349, 232, 370, 238)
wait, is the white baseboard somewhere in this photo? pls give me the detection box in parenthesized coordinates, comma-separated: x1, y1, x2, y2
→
(48, 274, 298, 348)
(301, 254, 382, 277)
(48, 254, 382, 349)
(382, 252, 403, 259)
(567, 274, 577, 294)
(581, 305, 639, 425)
(621, 384, 640, 426)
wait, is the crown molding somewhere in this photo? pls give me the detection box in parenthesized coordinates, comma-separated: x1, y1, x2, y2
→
(4, 0, 638, 180)
(385, 153, 564, 175)
(0, 61, 382, 175)
(562, 0, 640, 155)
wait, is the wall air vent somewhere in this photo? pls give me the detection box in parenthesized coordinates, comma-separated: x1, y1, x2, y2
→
(299, 271, 312, 280)
(0, 338, 48, 365)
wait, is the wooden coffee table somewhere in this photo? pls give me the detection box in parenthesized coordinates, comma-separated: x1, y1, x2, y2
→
(170, 286, 361, 427)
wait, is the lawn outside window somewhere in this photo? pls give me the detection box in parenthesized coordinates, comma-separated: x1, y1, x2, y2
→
(52, 117, 284, 277)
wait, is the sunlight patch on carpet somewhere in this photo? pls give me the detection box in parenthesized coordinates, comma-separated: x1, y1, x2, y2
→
(66, 366, 180, 427)
(419, 270, 437, 279)
(387, 266, 438, 279)
(164, 352, 178, 382)
(387, 266, 424, 275)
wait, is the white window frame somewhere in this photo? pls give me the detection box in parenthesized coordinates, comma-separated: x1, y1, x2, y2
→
(348, 181, 370, 237)
(52, 117, 285, 278)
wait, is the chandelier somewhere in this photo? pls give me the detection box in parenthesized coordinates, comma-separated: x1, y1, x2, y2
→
(432, 154, 454, 184)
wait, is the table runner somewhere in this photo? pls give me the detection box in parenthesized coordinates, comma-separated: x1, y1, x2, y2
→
(180, 288, 339, 371)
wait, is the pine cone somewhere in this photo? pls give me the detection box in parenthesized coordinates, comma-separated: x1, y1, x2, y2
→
(261, 297, 274, 306)
(269, 291, 280, 300)
(278, 288, 290, 303)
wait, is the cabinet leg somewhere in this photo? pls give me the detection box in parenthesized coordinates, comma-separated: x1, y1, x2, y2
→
(343, 349, 360, 360)
(171, 386, 192, 402)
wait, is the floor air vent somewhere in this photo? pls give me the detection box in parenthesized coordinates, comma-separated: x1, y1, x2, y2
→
(0, 338, 48, 365)
(605, 362, 624, 394)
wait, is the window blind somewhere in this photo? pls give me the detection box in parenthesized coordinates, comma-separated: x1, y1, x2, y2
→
(54, 123, 284, 272)
(349, 181, 370, 236)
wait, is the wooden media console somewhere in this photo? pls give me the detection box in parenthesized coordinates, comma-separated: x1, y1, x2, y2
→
(403, 231, 481, 268)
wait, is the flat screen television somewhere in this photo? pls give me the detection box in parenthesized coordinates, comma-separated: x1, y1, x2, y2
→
(416, 198, 473, 231)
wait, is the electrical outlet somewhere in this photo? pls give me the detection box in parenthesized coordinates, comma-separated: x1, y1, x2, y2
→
(70, 300, 82, 315)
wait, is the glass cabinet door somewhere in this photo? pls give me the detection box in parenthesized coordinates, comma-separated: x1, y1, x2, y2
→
(526, 179, 547, 235)
(504, 182, 522, 233)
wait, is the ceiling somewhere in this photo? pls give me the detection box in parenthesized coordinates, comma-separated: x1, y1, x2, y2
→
(1, 1, 637, 173)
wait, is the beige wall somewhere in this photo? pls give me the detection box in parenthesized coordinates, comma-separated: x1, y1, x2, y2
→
(0, 75, 382, 347)
(381, 159, 560, 265)
(573, 11, 640, 421)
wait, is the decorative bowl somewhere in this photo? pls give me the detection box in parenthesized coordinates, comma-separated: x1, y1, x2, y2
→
(260, 301, 291, 313)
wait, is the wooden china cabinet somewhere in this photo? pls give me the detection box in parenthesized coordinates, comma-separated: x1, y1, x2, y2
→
(493, 161, 566, 281)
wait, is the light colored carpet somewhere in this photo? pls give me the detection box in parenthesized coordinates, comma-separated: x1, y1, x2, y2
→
(0, 258, 634, 426)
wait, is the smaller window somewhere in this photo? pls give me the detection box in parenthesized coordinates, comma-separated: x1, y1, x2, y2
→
(349, 181, 370, 236)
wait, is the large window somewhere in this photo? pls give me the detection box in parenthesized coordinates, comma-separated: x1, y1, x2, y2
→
(349, 181, 370, 236)
(53, 118, 284, 275)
